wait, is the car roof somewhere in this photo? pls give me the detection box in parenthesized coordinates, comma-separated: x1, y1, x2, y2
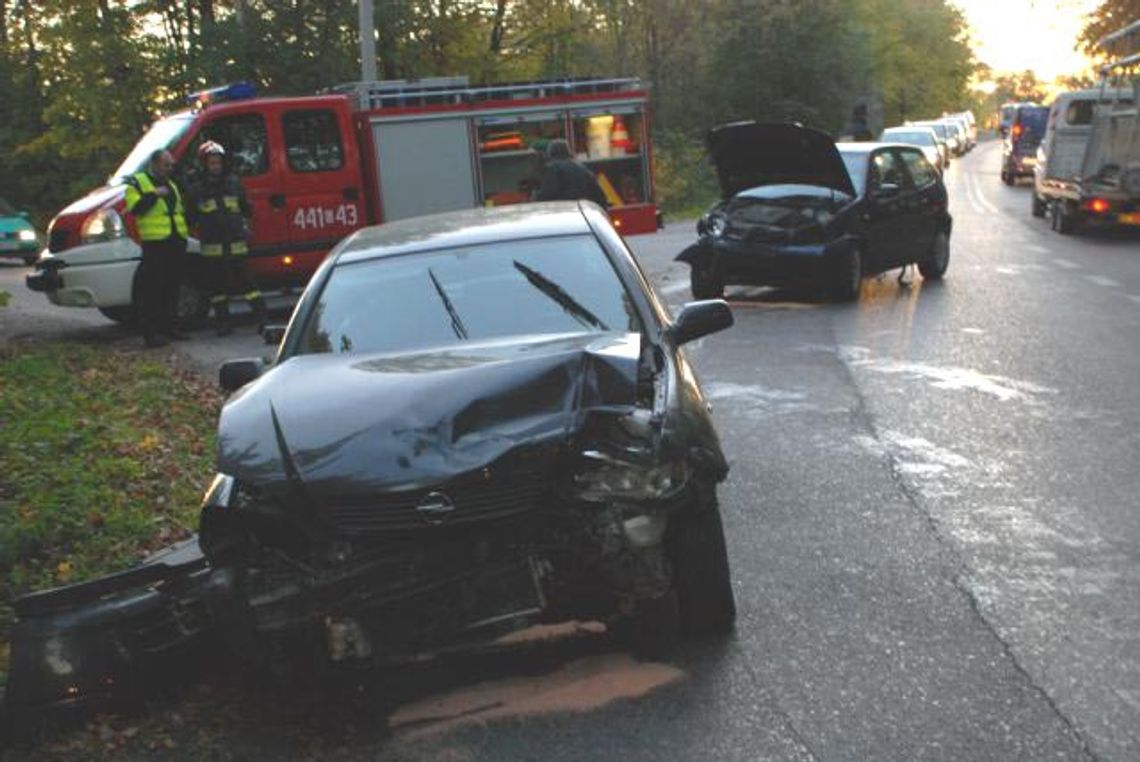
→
(335, 202, 594, 265)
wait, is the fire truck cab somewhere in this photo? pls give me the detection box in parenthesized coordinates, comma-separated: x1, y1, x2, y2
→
(27, 77, 657, 323)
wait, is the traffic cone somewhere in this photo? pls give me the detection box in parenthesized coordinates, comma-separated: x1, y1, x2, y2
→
(611, 115, 632, 156)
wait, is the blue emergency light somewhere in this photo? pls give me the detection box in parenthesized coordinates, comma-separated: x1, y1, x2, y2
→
(187, 82, 257, 109)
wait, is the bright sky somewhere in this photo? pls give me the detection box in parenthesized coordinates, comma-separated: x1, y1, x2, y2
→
(951, 0, 1101, 80)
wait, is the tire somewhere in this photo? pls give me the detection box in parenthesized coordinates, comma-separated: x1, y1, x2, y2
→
(832, 247, 862, 302)
(667, 489, 736, 637)
(1031, 192, 1047, 219)
(619, 590, 682, 660)
(99, 305, 138, 325)
(1051, 201, 1077, 235)
(1001, 169, 1014, 186)
(689, 259, 724, 300)
(175, 281, 210, 325)
(918, 231, 950, 280)
(22, 252, 38, 266)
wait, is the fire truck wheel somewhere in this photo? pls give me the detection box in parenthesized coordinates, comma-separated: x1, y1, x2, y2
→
(175, 282, 211, 326)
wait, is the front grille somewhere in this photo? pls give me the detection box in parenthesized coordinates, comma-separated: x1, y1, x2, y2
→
(48, 228, 70, 253)
(324, 463, 550, 535)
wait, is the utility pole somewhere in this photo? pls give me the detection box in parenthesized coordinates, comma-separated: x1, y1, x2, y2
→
(359, 0, 377, 83)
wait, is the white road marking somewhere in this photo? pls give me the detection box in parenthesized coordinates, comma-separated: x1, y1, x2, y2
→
(1053, 259, 1080, 270)
(969, 172, 1000, 215)
(962, 327, 985, 334)
(1027, 244, 1049, 254)
(1085, 275, 1121, 288)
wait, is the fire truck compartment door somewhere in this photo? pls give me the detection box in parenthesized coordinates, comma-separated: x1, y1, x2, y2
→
(373, 118, 477, 221)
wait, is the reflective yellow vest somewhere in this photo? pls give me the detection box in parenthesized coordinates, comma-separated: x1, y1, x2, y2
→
(125, 172, 188, 242)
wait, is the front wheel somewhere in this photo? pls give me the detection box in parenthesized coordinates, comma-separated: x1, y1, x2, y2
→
(832, 248, 862, 302)
(667, 489, 736, 637)
(918, 231, 950, 281)
(690, 259, 724, 300)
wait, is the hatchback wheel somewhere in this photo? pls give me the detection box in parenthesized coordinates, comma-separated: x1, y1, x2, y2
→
(918, 231, 950, 280)
(690, 260, 724, 300)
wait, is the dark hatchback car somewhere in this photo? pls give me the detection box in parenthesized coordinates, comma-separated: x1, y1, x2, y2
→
(1001, 104, 1049, 185)
(5, 202, 737, 714)
(679, 122, 952, 301)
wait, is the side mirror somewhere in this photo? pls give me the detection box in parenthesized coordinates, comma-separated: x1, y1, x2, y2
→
(261, 324, 286, 346)
(219, 358, 265, 392)
(667, 300, 733, 346)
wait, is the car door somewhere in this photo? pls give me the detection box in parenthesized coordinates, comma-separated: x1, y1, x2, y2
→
(185, 109, 289, 259)
(896, 147, 943, 261)
(863, 148, 913, 273)
(279, 105, 366, 273)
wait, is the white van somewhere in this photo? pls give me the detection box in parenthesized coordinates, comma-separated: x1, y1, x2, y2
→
(1032, 87, 1134, 219)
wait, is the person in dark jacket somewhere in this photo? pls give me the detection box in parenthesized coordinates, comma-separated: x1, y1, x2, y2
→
(124, 149, 189, 347)
(185, 141, 266, 336)
(536, 139, 609, 207)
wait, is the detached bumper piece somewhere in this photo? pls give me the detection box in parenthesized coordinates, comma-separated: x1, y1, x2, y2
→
(1, 539, 212, 731)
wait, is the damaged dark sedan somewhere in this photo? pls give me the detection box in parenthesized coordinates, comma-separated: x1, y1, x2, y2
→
(3, 201, 736, 719)
(679, 122, 952, 301)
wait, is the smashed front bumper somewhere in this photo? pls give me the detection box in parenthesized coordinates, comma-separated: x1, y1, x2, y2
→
(2, 539, 212, 727)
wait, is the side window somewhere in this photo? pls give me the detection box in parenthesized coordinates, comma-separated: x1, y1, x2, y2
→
(868, 150, 907, 191)
(1065, 100, 1095, 126)
(283, 110, 344, 173)
(899, 149, 936, 188)
(202, 114, 270, 177)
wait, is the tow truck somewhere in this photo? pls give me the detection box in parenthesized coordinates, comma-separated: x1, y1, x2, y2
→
(26, 77, 659, 322)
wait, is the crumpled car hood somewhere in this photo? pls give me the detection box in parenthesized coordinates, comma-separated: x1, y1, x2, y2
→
(218, 332, 642, 497)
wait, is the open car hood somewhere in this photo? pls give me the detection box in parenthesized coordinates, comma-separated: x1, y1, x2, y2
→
(708, 122, 856, 199)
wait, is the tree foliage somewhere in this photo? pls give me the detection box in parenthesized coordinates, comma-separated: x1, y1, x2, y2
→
(1079, 0, 1140, 56)
(1, 0, 978, 223)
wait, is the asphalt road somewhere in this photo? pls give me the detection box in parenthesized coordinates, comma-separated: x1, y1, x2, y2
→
(2, 139, 1138, 760)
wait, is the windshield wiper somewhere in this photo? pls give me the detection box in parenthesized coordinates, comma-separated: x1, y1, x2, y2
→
(427, 268, 468, 340)
(512, 261, 609, 331)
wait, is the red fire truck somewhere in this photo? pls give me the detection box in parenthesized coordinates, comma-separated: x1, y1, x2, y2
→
(27, 76, 658, 322)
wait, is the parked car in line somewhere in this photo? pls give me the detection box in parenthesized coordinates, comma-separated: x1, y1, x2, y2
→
(1002, 103, 1050, 185)
(880, 126, 945, 172)
(4, 201, 738, 713)
(678, 122, 952, 303)
(940, 117, 970, 155)
(948, 110, 977, 146)
(0, 197, 40, 266)
(908, 120, 953, 167)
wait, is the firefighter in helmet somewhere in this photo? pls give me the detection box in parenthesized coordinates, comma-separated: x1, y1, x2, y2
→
(185, 141, 266, 335)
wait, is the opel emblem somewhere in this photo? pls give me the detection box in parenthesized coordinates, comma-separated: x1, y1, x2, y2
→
(416, 491, 455, 525)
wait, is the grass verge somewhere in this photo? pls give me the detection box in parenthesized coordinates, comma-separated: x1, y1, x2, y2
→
(0, 342, 221, 678)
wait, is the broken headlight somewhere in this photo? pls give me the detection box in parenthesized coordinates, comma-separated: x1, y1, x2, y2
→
(574, 451, 691, 503)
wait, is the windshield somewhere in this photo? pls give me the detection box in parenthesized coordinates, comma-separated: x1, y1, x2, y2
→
(838, 151, 868, 196)
(109, 115, 194, 183)
(295, 235, 643, 357)
(883, 130, 934, 146)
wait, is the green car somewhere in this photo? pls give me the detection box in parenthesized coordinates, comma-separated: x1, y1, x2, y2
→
(0, 197, 40, 266)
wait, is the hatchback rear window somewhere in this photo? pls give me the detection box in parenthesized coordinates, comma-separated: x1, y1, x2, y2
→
(1016, 107, 1049, 138)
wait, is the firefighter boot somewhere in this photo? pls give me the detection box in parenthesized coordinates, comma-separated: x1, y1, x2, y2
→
(213, 300, 234, 337)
